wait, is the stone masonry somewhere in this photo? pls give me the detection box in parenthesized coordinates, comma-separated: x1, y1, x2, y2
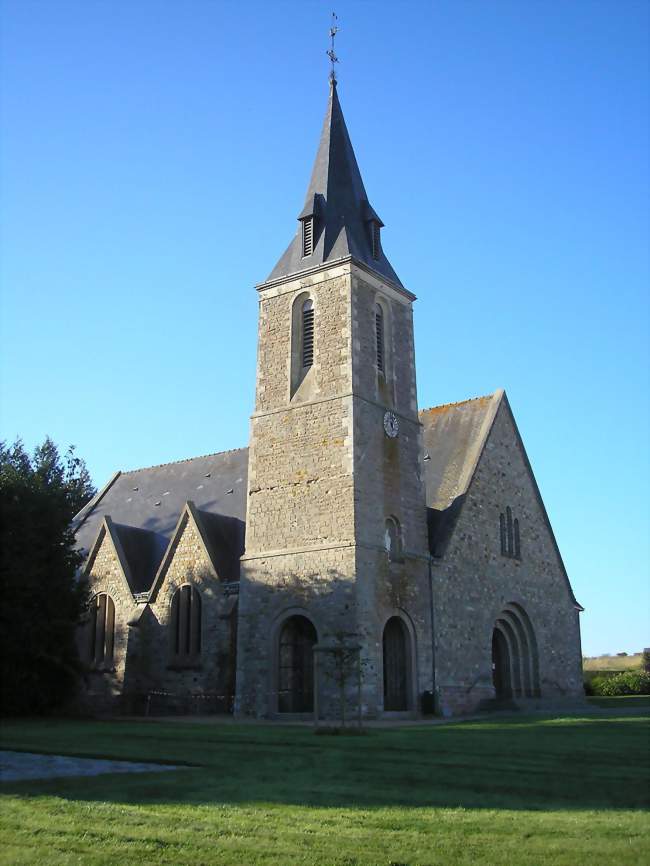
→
(235, 260, 434, 719)
(429, 398, 584, 715)
(79, 506, 237, 714)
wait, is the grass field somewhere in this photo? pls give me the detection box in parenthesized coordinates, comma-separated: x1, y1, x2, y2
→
(587, 694, 650, 708)
(583, 653, 643, 672)
(1, 707, 649, 866)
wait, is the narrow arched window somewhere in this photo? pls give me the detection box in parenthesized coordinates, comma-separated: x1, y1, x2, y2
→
(302, 299, 314, 368)
(506, 506, 514, 556)
(514, 518, 521, 560)
(375, 304, 385, 373)
(500, 507, 522, 560)
(384, 516, 403, 562)
(170, 585, 202, 662)
(89, 593, 115, 668)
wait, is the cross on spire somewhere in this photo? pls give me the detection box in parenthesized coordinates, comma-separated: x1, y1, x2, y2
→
(326, 12, 339, 83)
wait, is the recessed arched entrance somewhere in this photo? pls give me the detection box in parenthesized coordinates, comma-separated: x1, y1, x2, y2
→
(383, 616, 410, 711)
(491, 628, 511, 698)
(491, 603, 540, 699)
(277, 615, 317, 713)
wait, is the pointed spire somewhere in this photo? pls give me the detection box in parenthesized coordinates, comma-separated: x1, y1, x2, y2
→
(267, 81, 403, 287)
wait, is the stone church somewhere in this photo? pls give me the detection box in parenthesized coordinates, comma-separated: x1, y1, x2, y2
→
(73, 79, 584, 719)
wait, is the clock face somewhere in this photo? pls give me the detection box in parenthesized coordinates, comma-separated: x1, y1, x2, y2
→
(383, 411, 399, 439)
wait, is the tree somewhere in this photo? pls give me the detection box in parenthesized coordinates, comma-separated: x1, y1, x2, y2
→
(0, 438, 95, 715)
(316, 630, 364, 731)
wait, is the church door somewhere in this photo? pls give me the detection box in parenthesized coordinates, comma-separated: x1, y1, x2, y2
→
(383, 617, 409, 711)
(492, 628, 512, 698)
(278, 616, 317, 713)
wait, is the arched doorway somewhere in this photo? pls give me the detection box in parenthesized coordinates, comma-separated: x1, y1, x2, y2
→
(383, 617, 410, 711)
(278, 615, 317, 713)
(491, 627, 511, 698)
(491, 603, 540, 699)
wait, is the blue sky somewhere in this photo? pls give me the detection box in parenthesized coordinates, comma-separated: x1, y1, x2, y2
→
(1, 1, 648, 656)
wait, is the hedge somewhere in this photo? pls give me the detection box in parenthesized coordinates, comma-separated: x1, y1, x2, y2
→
(587, 670, 650, 696)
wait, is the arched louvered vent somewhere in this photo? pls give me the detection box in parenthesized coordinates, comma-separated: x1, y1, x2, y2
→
(375, 304, 385, 373)
(302, 299, 314, 368)
(302, 217, 314, 257)
(371, 221, 381, 260)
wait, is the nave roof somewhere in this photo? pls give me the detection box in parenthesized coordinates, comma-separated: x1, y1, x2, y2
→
(73, 448, 248, 594)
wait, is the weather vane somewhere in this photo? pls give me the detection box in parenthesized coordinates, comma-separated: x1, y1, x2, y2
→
(327, 12, 339, 83)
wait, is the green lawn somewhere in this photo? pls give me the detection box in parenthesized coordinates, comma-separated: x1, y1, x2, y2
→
(1, 710, 649, 866)
(587, 695, 650, 709)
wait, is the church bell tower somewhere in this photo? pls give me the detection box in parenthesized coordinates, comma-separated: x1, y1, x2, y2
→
(235, 79, 432, 718)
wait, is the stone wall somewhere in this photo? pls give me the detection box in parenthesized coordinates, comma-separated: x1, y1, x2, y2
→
(77, 525, 139, 713)
(238, 264, 357, 717)
(144, 511, 237, 712)
(349, 270, 433, 717)
(246, 266, 355, 555)
(350, 272, 418, 419)
(353, 546, 433, 716)
(79, 511, 236, 714)
(236, 546, 357, 718)
(237, 261, 435, 719)
(433, 399, 584, 715)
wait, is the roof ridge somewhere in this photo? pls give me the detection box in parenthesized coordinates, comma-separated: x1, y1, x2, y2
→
(419, 393, 494, 415)
(121, 446, 248, 475)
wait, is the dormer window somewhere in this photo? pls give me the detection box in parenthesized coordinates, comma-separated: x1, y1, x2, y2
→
(302, 217, 314, 257)
(362, 201, 384, 262)
(370, 221, 381, 260)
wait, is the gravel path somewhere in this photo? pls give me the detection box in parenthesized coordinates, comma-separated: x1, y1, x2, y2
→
(0, 750, 182, 782)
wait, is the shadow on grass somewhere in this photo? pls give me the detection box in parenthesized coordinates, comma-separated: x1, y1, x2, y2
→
(1, 712, 649, 813)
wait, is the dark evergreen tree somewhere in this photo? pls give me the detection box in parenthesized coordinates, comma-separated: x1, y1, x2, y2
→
(0, 438, 95, 715)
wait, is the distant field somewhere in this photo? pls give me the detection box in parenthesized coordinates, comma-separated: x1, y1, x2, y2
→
(583, 653, 643, 672)
(1, 709, 649, 866)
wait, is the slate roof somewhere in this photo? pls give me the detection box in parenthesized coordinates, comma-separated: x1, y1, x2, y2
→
(420, 392, 501, 557)
(73, 448, 248, 593)
(421, 393, 501, 513)
(267, 80, 403, 288)
(112, 523, 167, 593)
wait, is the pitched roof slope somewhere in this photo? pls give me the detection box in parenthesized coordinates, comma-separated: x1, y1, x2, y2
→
(74, 448, 248, 589)
(420, 392, 502, 513)
(112, 523, 167, 593)
(267, 80, 403, 287)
